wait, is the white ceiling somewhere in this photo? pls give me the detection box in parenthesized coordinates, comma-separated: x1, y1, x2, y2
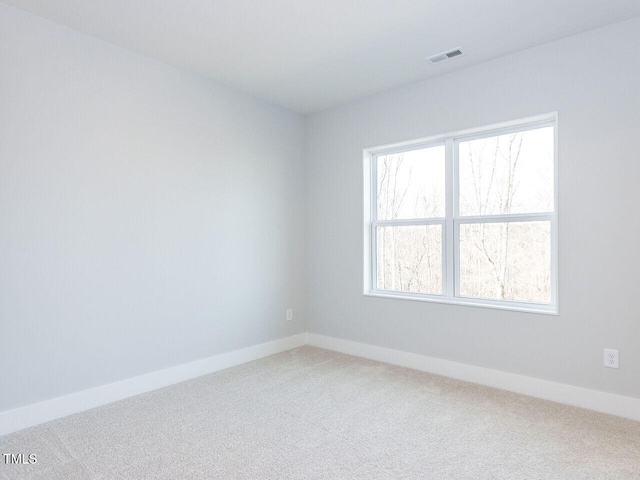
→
(4, 0, 640, 113)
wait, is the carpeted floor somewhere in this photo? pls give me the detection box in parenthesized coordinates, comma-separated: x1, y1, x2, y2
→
(1, 346, 639, 479)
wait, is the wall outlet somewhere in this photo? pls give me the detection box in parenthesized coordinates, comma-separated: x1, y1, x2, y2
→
(604, 349, 619, 368)
(286, 309, 293, 321)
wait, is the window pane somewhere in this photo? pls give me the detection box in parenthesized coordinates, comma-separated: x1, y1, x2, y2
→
(459, 221, 551, 303)
(377, 225, 442, 295)
(377, 145, 445, 220)
(458, 126, 554, 216)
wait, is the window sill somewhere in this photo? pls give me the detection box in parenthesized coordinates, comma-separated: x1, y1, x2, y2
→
(364, 291, 558, 315)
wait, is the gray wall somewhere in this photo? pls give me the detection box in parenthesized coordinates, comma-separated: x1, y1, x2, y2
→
(305, 17, 640, 399)
(0, 4, 306, 412)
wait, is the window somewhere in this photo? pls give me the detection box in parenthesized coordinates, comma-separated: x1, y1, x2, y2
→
(364, 114, 557, 314)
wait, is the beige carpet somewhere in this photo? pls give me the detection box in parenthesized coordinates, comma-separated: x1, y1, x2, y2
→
(1, 346, 639, 479)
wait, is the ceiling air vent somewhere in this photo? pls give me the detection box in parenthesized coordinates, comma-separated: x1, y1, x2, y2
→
(428, 47, 463, 65)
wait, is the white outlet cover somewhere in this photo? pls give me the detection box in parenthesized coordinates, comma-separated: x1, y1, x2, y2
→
(286, 309, 293, 321)
(604, 349, 619, 368)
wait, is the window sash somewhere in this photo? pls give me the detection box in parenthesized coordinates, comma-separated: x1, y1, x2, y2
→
(372, 221, 446, 296)
(454, 218, 554, 304)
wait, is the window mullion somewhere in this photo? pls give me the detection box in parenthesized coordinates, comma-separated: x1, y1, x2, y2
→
(445, 138, 455, 299)
(453, 138, 461, 299)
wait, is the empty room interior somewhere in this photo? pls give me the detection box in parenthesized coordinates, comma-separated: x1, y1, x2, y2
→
(1, 1, 640, 478)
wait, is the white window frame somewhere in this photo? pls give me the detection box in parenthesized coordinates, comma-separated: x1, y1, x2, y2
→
(363, 113, 558, 315)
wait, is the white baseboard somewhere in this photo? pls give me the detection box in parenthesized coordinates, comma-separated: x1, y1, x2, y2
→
(0, 333, 307, 437)
(3, 331, 637, 437)
(307, 333, 640, 423)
